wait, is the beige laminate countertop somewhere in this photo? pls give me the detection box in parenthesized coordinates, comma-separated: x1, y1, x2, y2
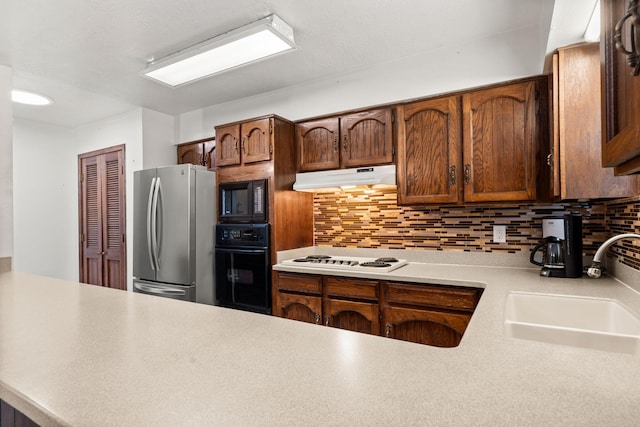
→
(2, 258, 640, 426)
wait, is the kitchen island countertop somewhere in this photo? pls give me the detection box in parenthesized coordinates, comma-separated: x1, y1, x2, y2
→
(2, 259, 640, 426)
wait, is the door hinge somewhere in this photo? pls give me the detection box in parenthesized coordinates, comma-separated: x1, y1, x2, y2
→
(79, 173, 83, 182)
(270, 143, 273, 154)
(122, 233, 125, 243)
(81, 233, 85, 243)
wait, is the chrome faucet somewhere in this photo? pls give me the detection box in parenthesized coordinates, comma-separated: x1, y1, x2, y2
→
(587, 233, 640, 278)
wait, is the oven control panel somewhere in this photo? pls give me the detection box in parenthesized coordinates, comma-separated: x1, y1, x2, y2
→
(216, 224, 269, 248)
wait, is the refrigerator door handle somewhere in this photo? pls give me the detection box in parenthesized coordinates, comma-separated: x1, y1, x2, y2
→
(151, 176, 162, 270)
(134, 282, 186, 296)
(146, 177, 157, 270)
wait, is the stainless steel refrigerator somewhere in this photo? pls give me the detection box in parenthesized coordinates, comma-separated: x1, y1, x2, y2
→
(133, 164, 216, 304)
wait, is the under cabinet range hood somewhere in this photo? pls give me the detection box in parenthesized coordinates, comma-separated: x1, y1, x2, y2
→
(293, 165, 396, 192)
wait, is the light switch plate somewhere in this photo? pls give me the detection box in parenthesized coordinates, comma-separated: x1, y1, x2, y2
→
(493, 225, 506, 243)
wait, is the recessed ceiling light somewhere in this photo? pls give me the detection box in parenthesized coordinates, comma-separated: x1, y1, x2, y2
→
(11, 89, 53, 106)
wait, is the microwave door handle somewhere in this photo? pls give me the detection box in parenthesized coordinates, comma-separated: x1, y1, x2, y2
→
(146, 177, 157, 270)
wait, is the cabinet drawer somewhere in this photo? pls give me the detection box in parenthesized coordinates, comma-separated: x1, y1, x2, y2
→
(276, 273, 322, 294)
(325, 277, 378, 300)
(384, 282, 481, 311)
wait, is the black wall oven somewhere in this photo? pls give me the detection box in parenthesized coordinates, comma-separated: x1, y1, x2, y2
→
(215, 224, 271, 314)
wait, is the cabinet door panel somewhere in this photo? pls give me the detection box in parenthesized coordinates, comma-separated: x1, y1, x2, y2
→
(242, 118, 272, 164)
(397, 96, 462, 204)
(177, 142, 204, 165)
(203, 139, 216, 170)
(295, 118, 340, 171)
(463, 81, 537, 202)
(277, 292, 322, 324)
(340, 109, 393, 168)
(216, 124, 241, 166)
(325, 299, 380, 335)
(601, 0, 640, 174)
(383, 306, 470, 348)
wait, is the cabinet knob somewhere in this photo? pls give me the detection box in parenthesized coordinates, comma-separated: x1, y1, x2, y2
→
(315, 313, 321, 325)
(343, 135, 348, 152)
(234, 138, 239, 153)
(241, 138, 247, 153)
(325, 315, 330, 327)
(546, 153, 553, 167)
(464, 164, 471, 185)
(385, 324, 392, 337)
(449, 165, 456, 185)
(334, 136, 339, 153)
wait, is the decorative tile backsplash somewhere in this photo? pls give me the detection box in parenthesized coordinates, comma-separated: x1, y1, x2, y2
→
(313, 189, 640, 271)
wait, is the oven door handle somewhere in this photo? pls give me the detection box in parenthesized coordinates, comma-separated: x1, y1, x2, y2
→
(215, 248, 268, 254)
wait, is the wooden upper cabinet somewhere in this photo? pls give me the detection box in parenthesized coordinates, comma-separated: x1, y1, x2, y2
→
(177, 137, 216, 170)
(203, 139, 216, 170)
(177, 142, 204, 166)
(601, 0, 640, 175)
(295, 108, 394, 171)
(216, 124, 241, 167)
(550, 42, 637, 199)
(296, 118, 340, 171)
(242, 118, 272, 164)
(216, 118, 273, 167)
(340, 109, 394, 168)
(462, 81, 538, 202)
(396, 96, 462, 205)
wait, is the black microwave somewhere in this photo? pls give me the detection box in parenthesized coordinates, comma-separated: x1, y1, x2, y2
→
(219, 179, 268, 223)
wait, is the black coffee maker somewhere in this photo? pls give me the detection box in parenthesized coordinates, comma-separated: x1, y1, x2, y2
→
(530, 214, 583, 278)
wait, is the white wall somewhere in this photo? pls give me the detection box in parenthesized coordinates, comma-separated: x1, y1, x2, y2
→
(13, 119, 77, 279)
(142, 108, 175, 168)
(178, 25, 545, 137)
(0, 65, 13, 259)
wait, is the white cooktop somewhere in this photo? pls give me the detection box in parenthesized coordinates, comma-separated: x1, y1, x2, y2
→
(280, 255, 408, 273)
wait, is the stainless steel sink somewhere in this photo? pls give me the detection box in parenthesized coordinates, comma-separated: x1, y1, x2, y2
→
(504, 292, 640, 355)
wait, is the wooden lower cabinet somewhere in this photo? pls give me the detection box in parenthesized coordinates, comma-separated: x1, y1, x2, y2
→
(324, 298, 380, 334)
(382, 306, 471, 348)
(274, 271, 482, 347)
(278, 292, 322, 324)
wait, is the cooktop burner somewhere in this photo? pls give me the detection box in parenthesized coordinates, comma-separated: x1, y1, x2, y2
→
(360, 261, 391, 268)
(282, 255, 408, 273)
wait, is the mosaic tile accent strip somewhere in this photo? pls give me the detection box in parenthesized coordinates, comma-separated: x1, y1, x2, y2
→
(313, 189, 640, 272)
(604, 197, 640, 271)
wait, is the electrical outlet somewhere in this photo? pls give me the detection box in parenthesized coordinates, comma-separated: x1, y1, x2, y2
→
(493, 225, 506, 243)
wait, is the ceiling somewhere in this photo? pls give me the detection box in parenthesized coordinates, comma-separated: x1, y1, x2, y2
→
(2, 0, 598, 128)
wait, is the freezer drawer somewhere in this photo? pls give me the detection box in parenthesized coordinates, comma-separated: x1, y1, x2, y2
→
(133, 279, 196, 302)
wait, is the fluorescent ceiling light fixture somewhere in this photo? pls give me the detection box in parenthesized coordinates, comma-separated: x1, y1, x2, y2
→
(143, 14, 297, 87)
(11, 89, 53, 106)
(584, 0, 601, 42)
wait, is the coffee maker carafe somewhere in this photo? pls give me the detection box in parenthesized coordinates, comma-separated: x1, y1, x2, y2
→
(530, 214, 583, 278)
